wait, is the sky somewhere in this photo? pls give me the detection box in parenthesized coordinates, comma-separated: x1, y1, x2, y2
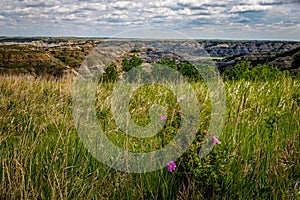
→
(0, 0, 299, 40)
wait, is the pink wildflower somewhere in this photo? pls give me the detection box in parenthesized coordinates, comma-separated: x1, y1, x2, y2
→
(212, 135, 221, 145)
(167, 161, 177, 172)
(161, 115, 167, 121)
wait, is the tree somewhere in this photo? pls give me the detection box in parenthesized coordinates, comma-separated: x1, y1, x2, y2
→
(101, 63, 119, 82)
(122, 55, 143, 72)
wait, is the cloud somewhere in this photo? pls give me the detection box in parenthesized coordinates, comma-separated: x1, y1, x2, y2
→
(283, 0, 300, 3)
(0, 0, 299, 40)
(229, 5, 272, 13)
(272, 20, 297, 27)
(112, 1, 143, 10)
(259, 0, 287, 5)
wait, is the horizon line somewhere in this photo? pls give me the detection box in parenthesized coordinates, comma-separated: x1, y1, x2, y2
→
(0, 35, 300, 42)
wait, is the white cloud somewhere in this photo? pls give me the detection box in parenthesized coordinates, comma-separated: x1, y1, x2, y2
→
(149, 0, 177, 8)
(111, 1, 143, 10)
(0, 0, 298, 40)
(178, 8, 196, 15)
(229, 5, 272, 13)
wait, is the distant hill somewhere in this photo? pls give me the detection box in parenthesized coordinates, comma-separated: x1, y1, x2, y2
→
(0, 37, 299, 78)
(217, 46, 300, 73)
(0, 38, 98, 78)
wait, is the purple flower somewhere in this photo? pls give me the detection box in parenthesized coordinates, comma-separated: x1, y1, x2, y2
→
(160, 115, 167, 121)
(212, 135, 221, 145)
(178, 110, 183, 114)
(203, 130, 207, 135)
(167, 161, 177, 172)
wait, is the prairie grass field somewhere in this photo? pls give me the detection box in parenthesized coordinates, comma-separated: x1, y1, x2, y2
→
(0, 73, 299, 199)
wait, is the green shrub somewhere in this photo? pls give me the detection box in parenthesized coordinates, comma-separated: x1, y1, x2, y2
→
(101, 63, 119, 83)
(157, 59, 203, 82)
(222, 60, 251, 80)
(222, 61, 290, 81)
(178, 133, 230, 198)
(122, 55, 143, 72)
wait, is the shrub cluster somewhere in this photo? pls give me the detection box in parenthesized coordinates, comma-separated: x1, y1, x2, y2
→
(222, 60, 290, 81)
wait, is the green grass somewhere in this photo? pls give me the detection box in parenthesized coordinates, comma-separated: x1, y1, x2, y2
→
(0, 74, 299, 199)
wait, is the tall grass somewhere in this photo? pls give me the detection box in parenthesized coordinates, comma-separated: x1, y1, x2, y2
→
(221, 77, 299, 198)
(0, 74, 299, 199)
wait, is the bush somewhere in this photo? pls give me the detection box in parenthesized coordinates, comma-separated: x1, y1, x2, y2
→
(101, 63, 119, 83)
(222, 61, 289, 81)
(122, 55, 143, 72)
(157, 59, 203, 82)
(177, 131, 231, 198)
(222, 60, 251, 81)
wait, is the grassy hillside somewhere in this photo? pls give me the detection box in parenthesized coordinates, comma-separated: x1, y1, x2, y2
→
(0, 72, 299, 199)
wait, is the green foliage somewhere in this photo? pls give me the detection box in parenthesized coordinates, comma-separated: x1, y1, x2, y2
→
(157, 59, 203, 82)
(101, 63, 119, 83)
(122, 55, 143, 72)
(222, 60, 290, 81)
(179, 140, 230, 198)
(222, 60, 251, 80)
(157, 59, 176, 69)
(178, 62, 202, 82)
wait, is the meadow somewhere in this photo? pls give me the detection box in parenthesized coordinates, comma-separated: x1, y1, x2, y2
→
(0, 68, 299, 199)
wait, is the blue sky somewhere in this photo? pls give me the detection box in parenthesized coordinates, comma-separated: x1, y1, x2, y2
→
(0, 0, 299, 40)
